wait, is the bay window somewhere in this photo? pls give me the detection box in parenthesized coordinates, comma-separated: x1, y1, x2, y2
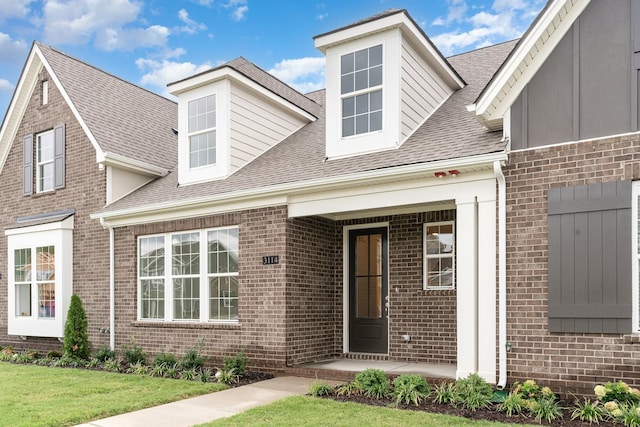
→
(138, 226, 239, 322)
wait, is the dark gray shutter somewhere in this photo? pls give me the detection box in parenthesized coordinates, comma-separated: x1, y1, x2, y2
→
(22, 134, 33, 196)
(53, 124, 65, 189)
(548, 180, 632, 333)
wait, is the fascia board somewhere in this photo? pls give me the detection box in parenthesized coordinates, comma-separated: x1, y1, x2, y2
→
(98, 151, 169, 177)
(473, 0, 591, 126)
(0, 48, 40, 174)
(315, 12, 464, 90)
(92, 151, 507, 226)
(169, 67, 316, 122)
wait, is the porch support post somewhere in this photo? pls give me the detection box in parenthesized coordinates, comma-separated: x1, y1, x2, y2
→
(477, 196, 497, 384)
(456, 195, 478, 379)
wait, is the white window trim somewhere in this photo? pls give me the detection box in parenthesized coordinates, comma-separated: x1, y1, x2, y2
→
(42, 80, 49, 105)
(324, 29, 402, 159)
(137, 226, 239, 323)
(6, 216, 74, 338)
(632, 182, 639, 332)
(36, 129, 54, 193)
(423, 220, 455, 290)
(178, 82, 230, 185)
(187, 95, 217, 169)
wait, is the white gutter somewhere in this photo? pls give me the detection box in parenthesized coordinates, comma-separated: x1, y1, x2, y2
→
(493, 160, 507, 389)
(100, 218, 116, 350)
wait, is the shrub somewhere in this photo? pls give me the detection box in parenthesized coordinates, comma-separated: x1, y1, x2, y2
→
(215, 368, 239, 385)
(93, 346, 116, 362)
(180, 339, 204, 370)
(127, 361, 149, 375)
(165, 363, 180, 379)
(497, 391, 526, 417)
(63, 294, 91, 360)
(121, 338, 146, 365)
(619, 404, 640, 427)
(0, 346, 15, 361)
(180, 367, 199, 381)
(46, 350, 62, 359)
(199, 367, 213, 383)
(153, 352, 178, 367)
(103, 358, 121, 373)
(571, 398, 606, 424)
(309, 381, 334, 397)
(354, 368, 390, 399)
(454, 373, 494, 411)
(433, 382, 456, 404)
(595, 381, 640, 405)
(222, 347, 248, 376)
(393, 374, 430, 406)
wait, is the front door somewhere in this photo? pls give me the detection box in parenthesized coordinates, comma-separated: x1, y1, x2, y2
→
(348, 227, 388, 354)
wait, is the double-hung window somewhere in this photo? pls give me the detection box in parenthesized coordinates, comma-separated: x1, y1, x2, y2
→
(138, 226, 239, 322)
(188, 95, 216, 168)
(36, 130, 55, 192)
(424, 221, 455, 289)
(340, 44, 383, 138)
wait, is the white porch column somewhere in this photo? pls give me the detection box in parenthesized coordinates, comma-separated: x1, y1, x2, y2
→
(456, 195, 478, 379)
(477, 197, 497, 384)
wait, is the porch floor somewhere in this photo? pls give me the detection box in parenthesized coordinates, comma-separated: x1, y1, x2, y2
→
(286, 359, 456, 383)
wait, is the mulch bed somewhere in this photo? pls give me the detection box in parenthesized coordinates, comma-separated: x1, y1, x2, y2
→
(325, 394, 618, 426)
(233, 371, 274, 387)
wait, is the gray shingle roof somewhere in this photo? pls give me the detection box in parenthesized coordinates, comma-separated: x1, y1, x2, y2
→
(37, 43, 177, 171)
(99, 39, 517, 214)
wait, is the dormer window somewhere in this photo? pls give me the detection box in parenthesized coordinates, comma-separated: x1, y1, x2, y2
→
(341, 45, 383, 137)
(188, 95, 216, 168)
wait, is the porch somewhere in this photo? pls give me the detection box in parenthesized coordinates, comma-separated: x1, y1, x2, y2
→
(285, 358, 456, 383)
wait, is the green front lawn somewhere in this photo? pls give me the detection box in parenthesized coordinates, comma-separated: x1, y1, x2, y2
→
(199, 396, 538, 427)
(0, 363, 226, 427)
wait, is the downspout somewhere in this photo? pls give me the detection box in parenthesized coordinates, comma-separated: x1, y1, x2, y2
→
(100, 218, 115, 351)
(493, 160, 507, 389)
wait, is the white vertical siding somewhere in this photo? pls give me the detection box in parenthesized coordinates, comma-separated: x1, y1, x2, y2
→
(229, 82, 307, 173)
(400, 39, 453, 143)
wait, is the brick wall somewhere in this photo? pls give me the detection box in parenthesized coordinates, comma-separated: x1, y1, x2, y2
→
(0, 68, 110, 352)
(114, 207, 289, 370)
(504, 132, 640, 395)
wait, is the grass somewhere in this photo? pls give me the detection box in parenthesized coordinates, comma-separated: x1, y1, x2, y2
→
(0, 362, 226, 427)
(198, 396, 539, 427)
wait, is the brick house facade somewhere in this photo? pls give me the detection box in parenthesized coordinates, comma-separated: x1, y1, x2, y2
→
(3, 1, 640, 395)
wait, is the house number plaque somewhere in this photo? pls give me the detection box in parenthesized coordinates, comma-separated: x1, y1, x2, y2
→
(262, 255, 279, 265)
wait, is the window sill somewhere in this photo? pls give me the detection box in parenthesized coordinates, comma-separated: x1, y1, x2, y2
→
(131, 320, 240, 330)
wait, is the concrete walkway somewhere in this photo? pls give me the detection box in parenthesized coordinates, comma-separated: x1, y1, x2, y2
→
(75, 376, 334, 427)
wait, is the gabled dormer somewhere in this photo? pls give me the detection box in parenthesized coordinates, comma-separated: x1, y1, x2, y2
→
(314, 9, 465, 160)
(168, 58, 319, 186)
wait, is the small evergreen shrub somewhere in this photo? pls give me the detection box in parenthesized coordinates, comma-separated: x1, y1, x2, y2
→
(180, 339, 204, 370)
(354, 368, 390, 399)
(63, 294, 91, 360)
(122, 338, 146, 365)
(93, 346, 116, 362)
(222, 347, 248, 376)
(393, 374, 430, 406)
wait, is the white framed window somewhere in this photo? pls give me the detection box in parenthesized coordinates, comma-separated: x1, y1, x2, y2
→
(188, 94, 216, 169)
(36, 129, 55, 193)
(340, 44, 383, 138)
(423, 221, 455, 290)
(138, 226, 239, 322)
(42, 80, 49, 105)
(6, 215, 74, 338)
(633, 182, 640, 332)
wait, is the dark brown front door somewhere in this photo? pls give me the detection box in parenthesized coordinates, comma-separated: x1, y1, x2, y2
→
(348, 227, 388, 354)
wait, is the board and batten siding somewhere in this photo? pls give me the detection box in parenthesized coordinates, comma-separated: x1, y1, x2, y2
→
(229, 83, 308, 173)
(400, 39, 452, 143)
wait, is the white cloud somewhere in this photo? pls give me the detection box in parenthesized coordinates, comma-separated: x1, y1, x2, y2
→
(96, 25, 169, 51)
(269, 57, 325, 94)
(136, 57, 212, 96)
(317, 13, 328, 20)
(0, 33, 28, 64)
(0, 0, 34, 22)
(225, 0, 248, 21)
(178, 9, 207, 34)
(0, 78, 15, 93)
(492, 0, 528, 12)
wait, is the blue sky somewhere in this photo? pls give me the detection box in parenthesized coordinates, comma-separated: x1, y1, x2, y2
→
(0, 0, 545, 118)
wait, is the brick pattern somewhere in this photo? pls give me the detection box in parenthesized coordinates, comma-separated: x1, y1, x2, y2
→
(0, 68, 110, 353)
(504, 132, 640, 396)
